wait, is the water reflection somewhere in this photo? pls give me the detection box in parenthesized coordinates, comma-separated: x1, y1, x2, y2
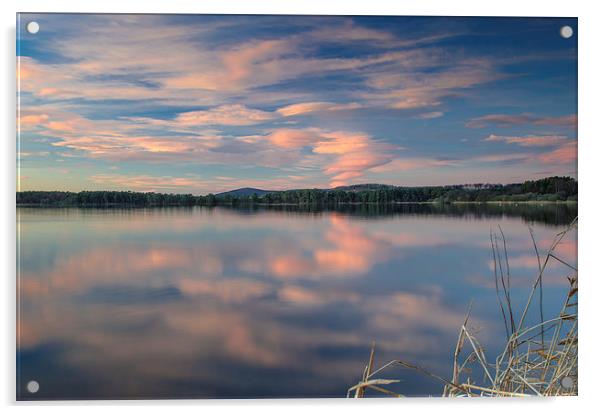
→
(224, 202, 578, 226)
(17, 205, 577, 399)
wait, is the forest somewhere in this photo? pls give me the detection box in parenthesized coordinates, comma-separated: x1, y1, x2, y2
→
(16, 176, 577, 207)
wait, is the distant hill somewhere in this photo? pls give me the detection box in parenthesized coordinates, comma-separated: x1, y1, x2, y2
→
(217, 184, 395, 196)
(216, 187, 272, 198)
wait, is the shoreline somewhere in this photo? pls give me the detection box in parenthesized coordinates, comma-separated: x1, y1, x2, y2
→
(16, 200, 578, 208)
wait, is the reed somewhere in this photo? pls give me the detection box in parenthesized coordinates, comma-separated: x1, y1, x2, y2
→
(348, 218, 578, 398)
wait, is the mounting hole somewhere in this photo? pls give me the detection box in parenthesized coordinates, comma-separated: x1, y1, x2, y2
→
(560, 26, 573, 39)
(560, 376, 574, 390)
(26, 380, 39, 394)
(26, 21, 40, 34)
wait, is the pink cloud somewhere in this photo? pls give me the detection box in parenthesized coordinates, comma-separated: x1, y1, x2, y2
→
(324, 150, 394, 187)
(220, 39, 294, 87)
(276, 102, 362, 117)
(266, 128, 321, 149)
(484, 134, 569, 147)
(313, 131, 372, 154)
(466, 113, 577, 128)
(19, 16, 573, 193)
(262, 128, 396, 187)
(52, 134, 222, 162)
(36, 104, 574, 192)
(163, 37, 395, 94)
(19, 113, 49, 127)
(537, 141, 577, 164)
(325, 152, 392, 177)
(328, 171, 364, 183)
(175, 104, 276, 126)
(24, 108, 310, 169)
(17, 19, 500, 113)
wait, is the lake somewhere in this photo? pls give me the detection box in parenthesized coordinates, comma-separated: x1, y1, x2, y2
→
(16, 203, 577, 399)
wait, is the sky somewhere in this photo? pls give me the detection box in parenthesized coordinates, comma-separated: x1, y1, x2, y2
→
(17, 14, 577, 195)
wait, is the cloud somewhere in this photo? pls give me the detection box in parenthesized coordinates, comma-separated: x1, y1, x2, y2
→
(133, 101, 361, 129)
(19, 112, 50, 126)
(174, 105, 276, 126)
(18, 15, 577, 192)
(466, 113, 577, 128)
(484, 134, 569, 147)
(52, 134, 223, 162)
(164, 39, 296, 92)
(20, 108, 307, 168)
(471, 153, 530, 163)
(537, 141, 577, 164)
(276, 102, 362, 117)
(307, 21, 462, 50)
(326, 152, 393, 187)
(20, 104, 395, 188)
(18, 151, 50, 158)
(363, 58, 500, 109)
(414, 111, 444, 119)
(261, 129, 396, 187)
(22, 24, 410, 99)
(315, 132, 395, 187)
(313, 131, 373, 154)
(266, 128, 321, 149)
(18, 15, 501, 114)
(19, 115, 350, 194)
(368, 145, 576, 178)
(304, 20, 396, 44)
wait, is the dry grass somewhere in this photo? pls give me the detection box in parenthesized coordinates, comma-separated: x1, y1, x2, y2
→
(348, 218, 578, 398)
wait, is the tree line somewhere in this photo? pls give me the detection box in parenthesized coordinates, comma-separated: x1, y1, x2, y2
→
(16, 176, 577, 207)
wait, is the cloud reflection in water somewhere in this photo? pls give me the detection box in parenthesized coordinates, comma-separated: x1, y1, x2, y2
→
(17, 206, 576, 399)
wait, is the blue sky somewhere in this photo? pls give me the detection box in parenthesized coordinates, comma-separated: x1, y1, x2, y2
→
(17, 14, 577, 194)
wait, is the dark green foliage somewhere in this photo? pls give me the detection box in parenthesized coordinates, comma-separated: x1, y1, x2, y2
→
(16, 190, 199, 207)
(521, 176, 578, 197)
(16, 176, 577, 207)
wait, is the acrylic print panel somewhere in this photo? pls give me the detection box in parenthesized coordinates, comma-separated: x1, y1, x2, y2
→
(16, 13, 578, 400)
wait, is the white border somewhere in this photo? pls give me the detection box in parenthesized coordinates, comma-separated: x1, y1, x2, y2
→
(2, 1, 601, 413)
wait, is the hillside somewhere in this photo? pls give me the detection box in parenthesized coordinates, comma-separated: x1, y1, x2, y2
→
(215, 187, 272, 198)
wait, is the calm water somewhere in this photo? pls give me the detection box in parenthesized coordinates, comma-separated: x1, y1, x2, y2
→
(17, 204, 577, 400)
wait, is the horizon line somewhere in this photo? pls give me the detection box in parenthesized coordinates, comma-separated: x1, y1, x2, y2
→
(16, 176, 577, 197)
